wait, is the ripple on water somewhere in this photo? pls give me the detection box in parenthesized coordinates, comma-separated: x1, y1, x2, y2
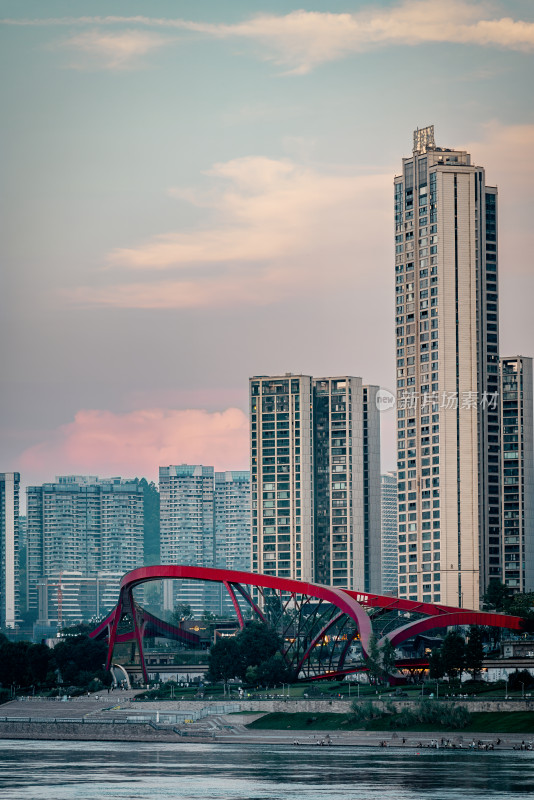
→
(0, 741, 533, 800)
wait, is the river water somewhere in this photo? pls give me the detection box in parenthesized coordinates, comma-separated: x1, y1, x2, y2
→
(0, 740, 533, 800)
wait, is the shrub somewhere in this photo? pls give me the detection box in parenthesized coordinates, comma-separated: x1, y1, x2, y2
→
(350, 700, 381, 722)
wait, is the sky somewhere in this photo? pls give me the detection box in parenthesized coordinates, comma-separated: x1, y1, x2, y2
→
(1, 0, 533, 498)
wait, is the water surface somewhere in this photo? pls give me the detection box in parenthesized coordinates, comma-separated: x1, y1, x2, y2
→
(0, 740, 532, 800)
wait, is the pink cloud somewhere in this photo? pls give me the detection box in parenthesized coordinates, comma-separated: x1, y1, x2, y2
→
(17, 407, 250, 484)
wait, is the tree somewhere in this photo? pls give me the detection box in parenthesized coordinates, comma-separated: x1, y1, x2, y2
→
(236, 621, 283, 677)
(519, 609, 534, 634)
(59, 623, 93, 637)
(465, 626, 484, 679)
(0, 640, 51, 689)
(508, 592, 534, 618)
(365, 634, 383, 685)
(138, 478, 160, 565)
(26, 643, 51, 685)
(508, 669, 534, 692)
(173, 603, 193, 623)
(245, 665, 259, 685)
(0, 641, 31, 687)
(441, 631, 466, 679)
(51, 635, 110, 687)
(483, 579, 511, 613)
(428, 648, 445, 680)
(206, 637, 240, 684)
(381, 638, 397, 678)
(207, 622, 290, 684)
(256, 652, 292, 687)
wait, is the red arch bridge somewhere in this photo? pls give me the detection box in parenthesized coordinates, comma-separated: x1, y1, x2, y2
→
(90, 565, 525, 683)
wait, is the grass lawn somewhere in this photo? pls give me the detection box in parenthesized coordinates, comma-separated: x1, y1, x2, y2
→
(248, 712, 363, 731)
(248, 711, 534, 734)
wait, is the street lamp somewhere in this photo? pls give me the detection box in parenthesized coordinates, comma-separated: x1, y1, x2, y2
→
(520, 681, 525, 701)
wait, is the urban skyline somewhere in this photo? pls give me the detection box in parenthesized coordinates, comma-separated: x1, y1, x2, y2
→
(2, 1, 534, 493)
(3, 116, 534, 623)
(1, 2, 533, 623)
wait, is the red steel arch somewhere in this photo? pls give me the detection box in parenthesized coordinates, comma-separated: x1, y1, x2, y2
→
(90, 565, 525, 683)
(379, 610, 523, 650)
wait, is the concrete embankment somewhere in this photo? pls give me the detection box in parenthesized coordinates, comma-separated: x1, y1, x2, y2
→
(131, 697, 534, 713)
(0, 720, 190, 742)
(1, 694, 532, 747)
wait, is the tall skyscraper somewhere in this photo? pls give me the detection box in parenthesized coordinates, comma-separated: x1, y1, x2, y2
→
(500, 356, 534, 593)
(0, 472, 20, 629)
(395, 126, 500, 608)
(27, 476, 144, 622)
(381, 471, 398, 596)
(160, 465, 250, 615)
(250, 374, 381, 592)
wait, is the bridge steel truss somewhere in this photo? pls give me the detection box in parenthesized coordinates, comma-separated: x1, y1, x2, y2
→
(90, 565, 525, 683)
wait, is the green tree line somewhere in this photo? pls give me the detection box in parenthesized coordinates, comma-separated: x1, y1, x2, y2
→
(0, 633, 111, 697)
(207, 622, 292, 686)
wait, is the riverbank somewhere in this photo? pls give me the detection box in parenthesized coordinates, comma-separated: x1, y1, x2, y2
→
(1, 694, 532, 748)
(1, 720, 532, 750)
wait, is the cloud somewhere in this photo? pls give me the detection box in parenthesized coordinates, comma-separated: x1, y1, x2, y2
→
(58, 29, 173, 70)
(64, 156, 391, 309)
(4, 1, 534, 72)
(63, 121, 534, 313)
(465, 122, 534, 277)
(16, 408, 249, 483)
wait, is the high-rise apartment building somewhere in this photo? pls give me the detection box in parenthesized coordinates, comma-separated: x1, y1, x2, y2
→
(160, 465, 215, 573)
(27, 476, 144, 622)
(381, 472, 398, 595)
(250, 374, 381, 592)
(214, 471, 251, 573)
(250, 375, 314, 582)
(500, 356, 534, 593)
(0, 472, 20, 629)
(395, 126, 500, 608)
(160, 465, 250, 615)
(314, 378, 381, 590)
